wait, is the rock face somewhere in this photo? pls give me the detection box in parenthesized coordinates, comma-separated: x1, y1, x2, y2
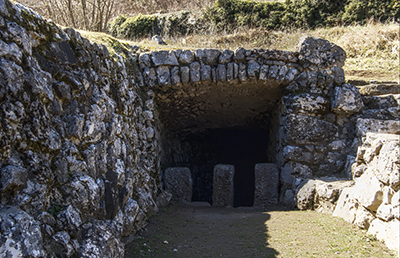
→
(333, 133, 399, 254)
(0, 1, 170, 257)
(213, 165, 235, 207)
(1, 0, 399, 255)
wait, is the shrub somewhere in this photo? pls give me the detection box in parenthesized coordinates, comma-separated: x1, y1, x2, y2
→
(114, 14, 156, 39)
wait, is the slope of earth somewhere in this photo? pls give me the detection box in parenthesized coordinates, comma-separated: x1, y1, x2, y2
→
(124, 204, 396, 257)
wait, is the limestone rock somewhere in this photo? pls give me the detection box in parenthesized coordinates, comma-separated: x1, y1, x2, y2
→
(331, 83, 364, 116)
(213, 165, 234, 207)
(0, 165, 27, 192)
(253, 163, 279, 207)
(376, 204, 394, 222)
(151, 50, 178, 66)
(367, 218, 399, 254)
(0, 0, 9, 17)
(296, 36, 346, 70)
(333, 187, 359, 224)
(79, 220, 124, 258)
(285, 114, 338, 145)
(356, 118, 400, 137)
(152, 35, 167, 45)
(354, 206, 375, 229)
(296, 179, 316, 210)
(0, 206, 45, 257)
(314, 180, 354, 214)
(178, 49, 195, 64)
(164, 167, 193, 203)
(353, 171, 383, 212)
(283, 93, 328, 115)
(218, 49, 233, 64)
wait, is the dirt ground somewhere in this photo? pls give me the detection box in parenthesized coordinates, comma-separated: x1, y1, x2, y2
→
(124, 203, 396, 258)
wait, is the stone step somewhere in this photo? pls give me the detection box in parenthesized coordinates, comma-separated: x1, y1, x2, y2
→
(357, 83, 400, 96)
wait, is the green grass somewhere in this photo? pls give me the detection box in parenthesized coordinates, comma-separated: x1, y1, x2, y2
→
(124, 205, 397, 258)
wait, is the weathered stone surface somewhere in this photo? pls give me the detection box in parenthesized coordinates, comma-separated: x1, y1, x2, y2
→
(0, 0, 9, 17)
(314, 180, 354, 214)
(219, 49, 233, 64)
(247, 60, 260, 78)
(367, 219, 399, 253)
(164, 167, 193, 203)
(217, 64, 226, 82)
(0, 206, 45, 257)
(0, 165, 27, 192)
(376, 204, 394, 221)
(171, 66, 180, 85)
(253, 163, 279, 207)
(190, 61, 200, 83)
(333, 187, 359, 224)
(238, 63, 247, 82)
(358, 83, 400, 96)
(296, 36, 346, 70)
(213, 165, 234, 207)
(200, 64, 211, 82)
(139, 53, 151, 67)
(156, 66, 171, 86)
(78, 220, 124, 258)
(233, 47, 245, 61)
(331, 84, 364, 116)
(281, 162, 313, 181)
(356, 118, 400, 137)
(50, 41, 77, 64)
(284, 93, 328, 115)
(180, 66, 190, 84)
(151, 50, 179, 66)
(178, 50, 195, 64)
(353, 171, 383, 212)
(285, 114, 338, 145)
(353, 206, 374, 229)
(296, 179, 316, 210)
(281, 189, 296, 207)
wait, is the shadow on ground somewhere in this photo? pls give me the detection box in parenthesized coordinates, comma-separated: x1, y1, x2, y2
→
(124, 203, 280, 257)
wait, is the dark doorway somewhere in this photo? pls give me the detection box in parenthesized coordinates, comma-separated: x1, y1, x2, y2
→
(215, 128, 269, 207)
(165, 127, 269, 206)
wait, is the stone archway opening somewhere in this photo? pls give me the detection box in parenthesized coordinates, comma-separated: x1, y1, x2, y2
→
(157, 80, 284, 206)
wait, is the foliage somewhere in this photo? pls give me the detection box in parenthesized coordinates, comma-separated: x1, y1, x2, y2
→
(107, 0, 399, 40)
(108, 11, 197, 39)
(113, 14, 156, 39)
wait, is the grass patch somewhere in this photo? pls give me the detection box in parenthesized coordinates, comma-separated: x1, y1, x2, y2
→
(124, 205, 397, 258)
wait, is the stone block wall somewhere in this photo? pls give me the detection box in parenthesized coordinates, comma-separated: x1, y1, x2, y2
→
(0, 1, 170, 257)
(1, 0, 398, 256)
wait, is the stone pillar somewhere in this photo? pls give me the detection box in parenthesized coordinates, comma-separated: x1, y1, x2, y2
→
(164, 167, 192, 203)
(253, 163, 279, 208)
(212, 164, 234, 207)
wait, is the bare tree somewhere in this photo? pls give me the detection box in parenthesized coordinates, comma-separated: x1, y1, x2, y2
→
(17, 0, 115, 32)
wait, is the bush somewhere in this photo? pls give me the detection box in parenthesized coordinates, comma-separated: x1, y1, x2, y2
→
(342, 0, 400, 24)
(107, 0, 400, 40)
(111, 14, 156, 39)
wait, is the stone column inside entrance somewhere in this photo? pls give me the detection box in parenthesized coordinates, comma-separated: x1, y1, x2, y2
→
(164, 167, 193, 202)
(213, 164, 235, 206)
(253, 163, 279, 208)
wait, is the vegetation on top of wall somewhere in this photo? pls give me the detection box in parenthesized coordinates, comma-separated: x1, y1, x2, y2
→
(108, 0, 400, 39)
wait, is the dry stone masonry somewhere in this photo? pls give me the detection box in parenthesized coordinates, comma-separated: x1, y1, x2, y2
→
(0, 0, 399, 256)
